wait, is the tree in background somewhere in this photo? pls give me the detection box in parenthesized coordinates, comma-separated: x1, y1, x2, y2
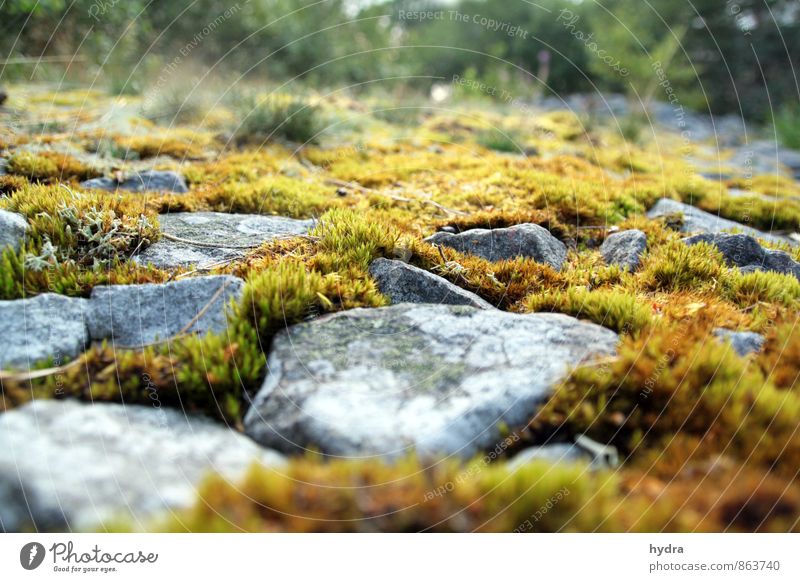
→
(0, 0, 797, 121)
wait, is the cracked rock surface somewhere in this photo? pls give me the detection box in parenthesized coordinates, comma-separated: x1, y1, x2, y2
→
(244, 304, 618, 460)
(135, 212, 314, 269)
(425, 223, 568, 269)
(369, 258, 494, 309)
(88, 275, 244, 347)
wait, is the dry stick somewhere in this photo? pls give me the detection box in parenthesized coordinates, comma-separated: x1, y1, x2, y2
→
(160, 232, 261, 250)
(582, 355, 619, 368)
(324, 178, 467, 216)
(0, 357, 84, 382)
(0, 285, 226, 379)
(174, 257, 240, 279)
(175, 283, 230, 336)
(160, 232, 320, 250)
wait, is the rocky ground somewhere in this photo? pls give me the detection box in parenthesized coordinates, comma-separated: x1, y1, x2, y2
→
(0, 86, 799, 532)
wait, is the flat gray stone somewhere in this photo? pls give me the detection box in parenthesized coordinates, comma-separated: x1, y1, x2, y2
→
(683, 233, 800, 280)
(87, 275, 244, 347)
(81, 170, 188, 193)
(424, 223, 567, 269)
(647, 198, 797, 247)
(600, 229, 647, 271)
(0, 400, 285, 531)
(713, 328, 765, 357)
(0, 294, 89, 370)
(244, 304, 618, 460)
(369, 258, 493, 309)
(135, 212, 314, 269)
(0, 209, 29, 253)
(0, 477, 67, 532)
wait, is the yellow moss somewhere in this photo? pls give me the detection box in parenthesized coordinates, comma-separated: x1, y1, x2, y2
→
(6, 150, 101, 182)
(201, 175, 335, 218)
(525, 286, 653, 334)
(534, 324, 800, 476)
(115, 133, 210, 160)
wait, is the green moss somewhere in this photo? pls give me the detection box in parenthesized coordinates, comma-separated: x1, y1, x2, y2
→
(3, 84, 800, 533)
(310, 208, 400, 272)
(724, 269, 800, 308)
(7, 151, 58, 181)
(0, 174, 29, 195)
(242, 262, 330, 339)
(0, 183, 162, 298)
(638, 240, 728, 293)
(6, 151, 101, 182)
(525, 287, 653, 334)
(695, 194, 800, 233)
(135, 456, 641, 532)
(106, 453, 800, 533)
(202, 175, 334, 218)
(114, 133, 208, 160)
(476, 129, 522, 153)
(232, 95, 323, 145)
(534, 325, 800, 476)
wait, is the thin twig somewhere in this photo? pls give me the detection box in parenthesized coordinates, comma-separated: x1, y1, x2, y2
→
(582, 355, 619, 368)
(324, 178, 467, 216)
(159, 232, 319, 250)
(175, 282, 229, 336)
(160, 233, 260, 250)
(0, 358, 84, 382)
(112, 281, 232, 350)
(174, 257, 240, 279)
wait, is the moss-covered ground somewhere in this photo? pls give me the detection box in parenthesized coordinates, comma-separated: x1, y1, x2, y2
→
(1, 86, 799, 532)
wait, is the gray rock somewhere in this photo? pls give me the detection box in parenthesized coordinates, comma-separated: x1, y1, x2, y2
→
(425, 223, 567, 269)
(713, 328, 765, 357)
(88, 275, 244, 347)
(647, 198, 797, 247)
(244, 304, 618, 460)
(0, 400, 285, 531)
(698, 171, 734, 182)
(81, 170, 188, 193)
(683, 233, 800, 280)
(0, 477, 67, 532)
(0, 294, 89, 370)
(369, 258, 493, 310)
(600, 229, 647, 271)
(0, 209, 29, 252)
(507, 444, 592, 470)
(135, 212, 314, 269)
(508, 435, 619, 471)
